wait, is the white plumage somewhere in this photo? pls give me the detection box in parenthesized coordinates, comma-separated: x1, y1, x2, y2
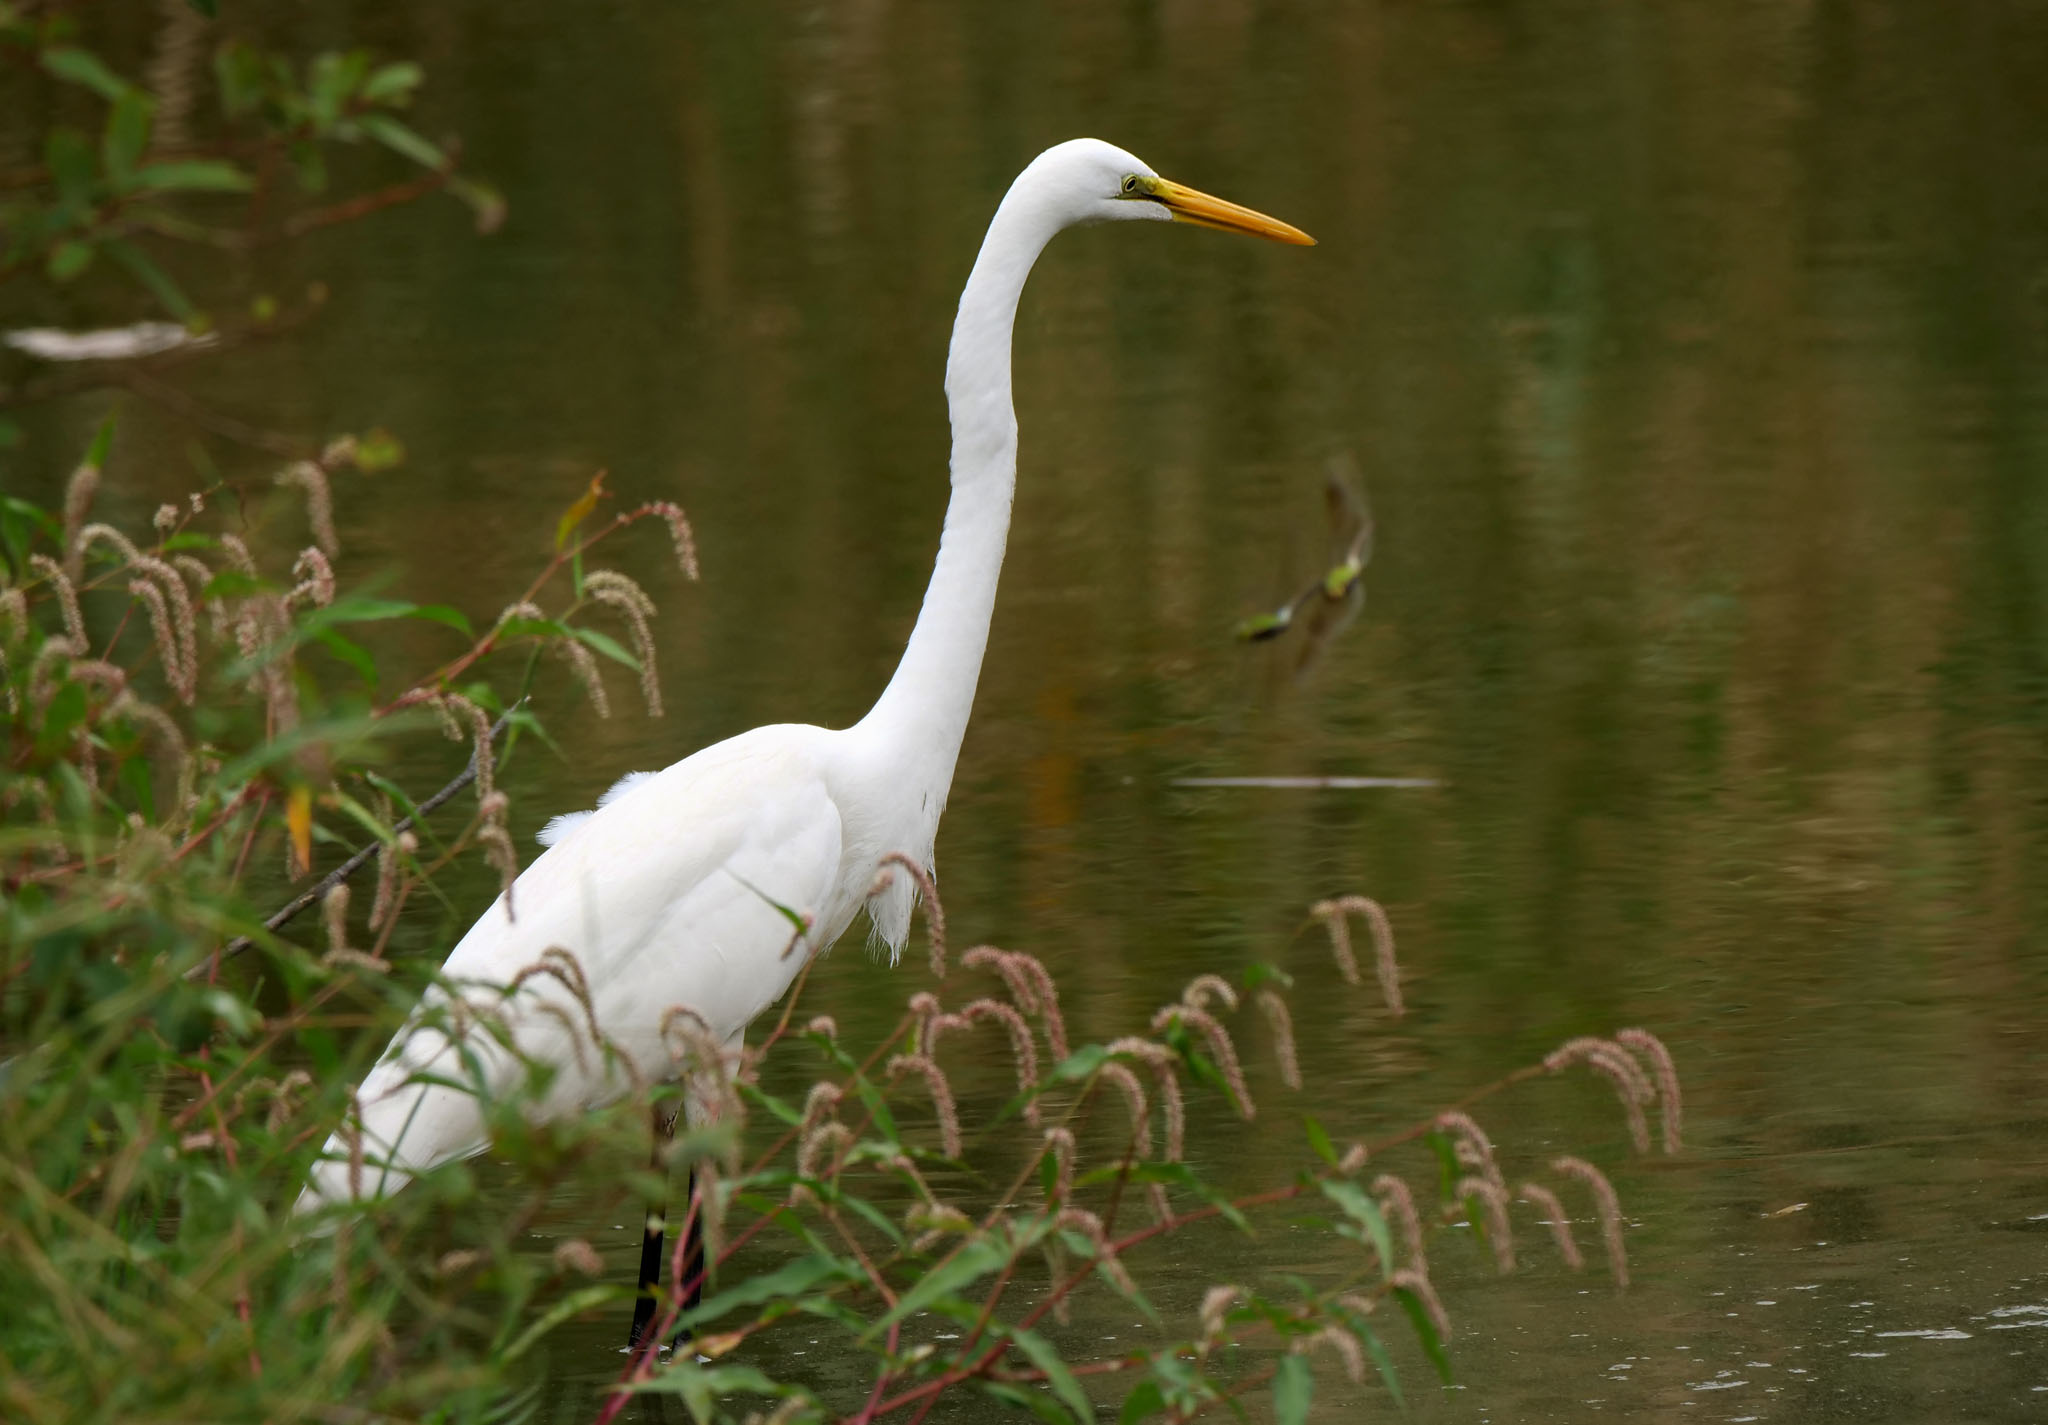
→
(299, 139, 1311, 1211)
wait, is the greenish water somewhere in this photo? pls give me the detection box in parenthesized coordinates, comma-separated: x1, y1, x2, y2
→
(24, 2, 2048, 1419)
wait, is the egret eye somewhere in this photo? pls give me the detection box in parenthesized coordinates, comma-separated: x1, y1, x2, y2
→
(1121, 175, 1141, 195)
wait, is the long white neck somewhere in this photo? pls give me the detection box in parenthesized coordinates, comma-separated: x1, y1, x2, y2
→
(855, 182, 1064, 790)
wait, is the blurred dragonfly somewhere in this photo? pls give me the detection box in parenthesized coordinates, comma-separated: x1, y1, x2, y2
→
(1234, 454, 1374, 679)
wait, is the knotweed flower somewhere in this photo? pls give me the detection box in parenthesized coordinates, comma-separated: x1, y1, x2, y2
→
(1197, 1284, 1243, 1346)
(1041, 1126, 1075, 1205)
(1152, 1003, 1253, 1121)
(1454, 1176, 1515, 1273)
(962, 997, 1039, 1124)
(277, 460, 338, 557)
(643, 501, 699, 580)
(60, 463, 99, 576)
(1255, 989, 1301, 1089)
(1054, 1207, 1136, 1295)
(1180, 973, 1238, 1012)
(548, 1244, 602, 1277)
(962, 945, 1067, 1058)
(289, 547, 336, 609)
(887, 1053, 961, 1159)
(1094, 1062, 1151, 1157)
(553, 1239, 604, 1276)
(477, 790, 519, 917)
(1546, 1037, 1654, 1154)
(29, 555, 86, 650)
(1108, 1037, 1183, 1157)
(1551, 1156, 1628, 1288)
(905, 1201, 971, 1254)
(1616, 1027, 1683, 1154)
(1310, 895, 1403, 1013)
(1434, 1111, 1503, 1189)
(1516, 1182, 1583, 1270)
(1389, 1267, 1451, 1341)
(1374, 1174, 1426, 1271)
(1297, 1325, 1366, 1384)
(584, 569, 662, 716)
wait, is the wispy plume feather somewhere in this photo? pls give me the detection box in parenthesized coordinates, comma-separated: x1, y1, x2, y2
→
(877, 852, 946, 978)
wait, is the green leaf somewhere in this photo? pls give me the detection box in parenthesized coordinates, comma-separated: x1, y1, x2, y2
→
(84, 410, 118, 471)
(1303, 1115, 1337, 1167)
(45, 127, 97, 208)
(409, 603, 473, 636)
(1004, 1323, 1092, 1424)
(307, 50, 371, 127)
(358, 113, 446, 170)
(1051, 1044, 1110, 1082)
(131, 160, 253, 193)
(673, 1253, 855, 1334)
(1351, 1322, 1405, 1411)
(1320, 1179, 1393, 1278)
(313, 629, 377, 687)
(46, 240, 94, 282)
(100, 239, 193, 321)
(1119, 1379, 1168, 1424)
(299, 596, 420, 631)
(494, 615, 569, 643)
(571, 625, 639, 670)
(213, 42, 264, 117)
(43, 47, 130, 101)
(102, 89, 153, 187)
(0, 417, 19, 450)
(629, 1360, 795, 1422)
(38, 680, 89, 757)
(1272, 1353, 1314, 1425)
(1391, 1285, 1453, 1384)
(353, 427, 405, 472)
(868, 1222, 1039, 1338)
(1421, 1130, 1461, 1203)
(360, 60, 424, 106)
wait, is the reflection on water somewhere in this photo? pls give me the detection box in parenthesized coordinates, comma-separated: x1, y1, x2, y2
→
(31, 1, 2048, 1419)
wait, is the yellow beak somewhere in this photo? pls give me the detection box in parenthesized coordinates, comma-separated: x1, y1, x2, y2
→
(1138, 176, 1316, 246)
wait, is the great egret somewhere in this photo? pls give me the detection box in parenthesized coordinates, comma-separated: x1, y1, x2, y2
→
(298, 137, 1310, 1329)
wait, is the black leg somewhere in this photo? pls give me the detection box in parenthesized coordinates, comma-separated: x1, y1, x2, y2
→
(627, 1105, 675, 1351)
(673, 1165, 705, 1346)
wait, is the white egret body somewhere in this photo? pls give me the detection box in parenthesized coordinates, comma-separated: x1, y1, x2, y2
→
(301, 139, 1310, 1209)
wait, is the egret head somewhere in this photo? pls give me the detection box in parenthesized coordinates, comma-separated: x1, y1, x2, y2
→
(1020, 138, 1315, 245)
